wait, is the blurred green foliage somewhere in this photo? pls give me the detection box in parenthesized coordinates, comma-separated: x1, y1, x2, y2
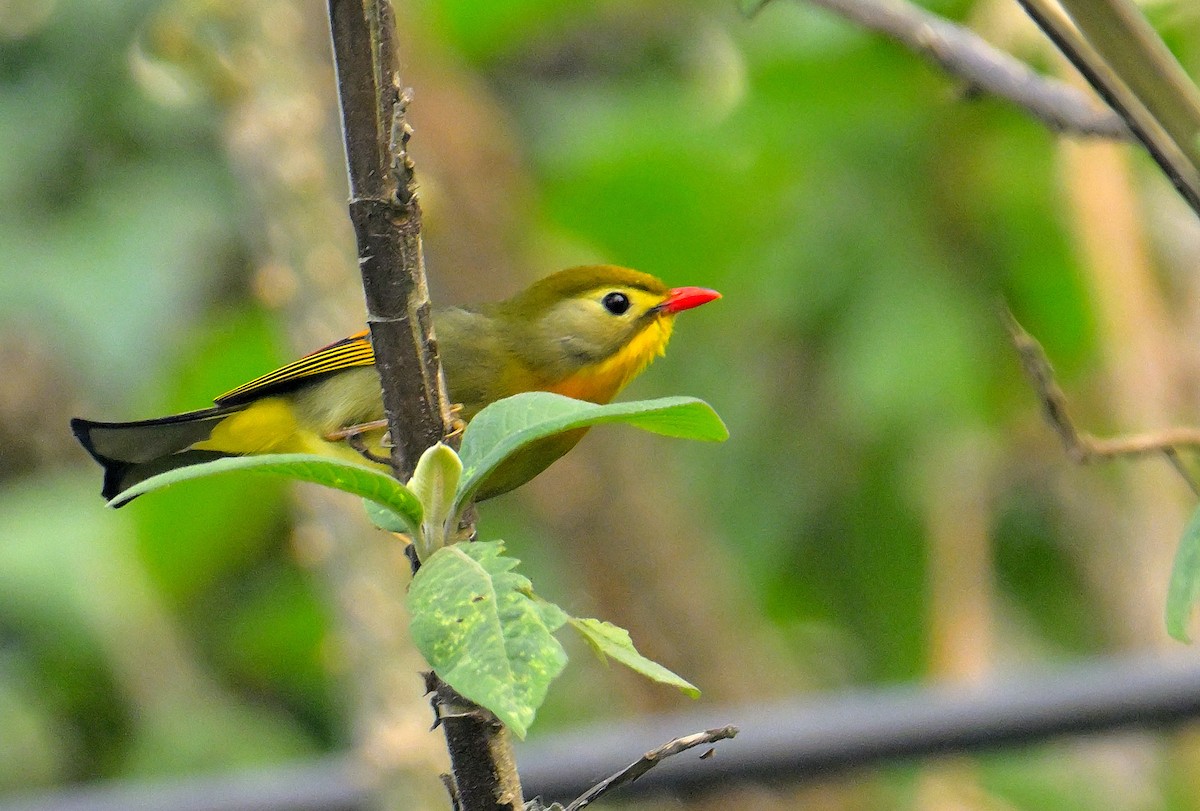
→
(2, 0, 1199, 807)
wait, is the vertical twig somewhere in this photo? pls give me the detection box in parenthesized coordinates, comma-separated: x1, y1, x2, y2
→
(326, 1, 523, 808)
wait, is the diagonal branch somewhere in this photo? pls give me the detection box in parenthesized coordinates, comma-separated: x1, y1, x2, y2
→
(1014, 0, 1200, 218)
(562, 726, 739, 811)
(1053, 0, 1200, 171)
(751, 0, 1130, 139)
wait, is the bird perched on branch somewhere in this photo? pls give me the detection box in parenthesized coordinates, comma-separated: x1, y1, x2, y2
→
(72, 265, 720, 504)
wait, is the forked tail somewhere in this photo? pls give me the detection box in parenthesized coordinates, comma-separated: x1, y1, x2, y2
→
(71, 406, 243, 504)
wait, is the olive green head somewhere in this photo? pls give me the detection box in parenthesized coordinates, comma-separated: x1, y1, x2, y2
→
(495, 265, 716, 384)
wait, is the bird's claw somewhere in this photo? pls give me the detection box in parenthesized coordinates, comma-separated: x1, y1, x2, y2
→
(446, 403, 466, 441)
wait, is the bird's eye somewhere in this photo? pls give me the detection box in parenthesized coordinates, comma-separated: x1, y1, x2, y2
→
(602, 292, 631, 315)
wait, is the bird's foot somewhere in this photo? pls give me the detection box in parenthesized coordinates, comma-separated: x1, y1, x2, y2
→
(446, 403, 466, 441)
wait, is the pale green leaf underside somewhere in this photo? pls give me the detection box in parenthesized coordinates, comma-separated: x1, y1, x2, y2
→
(456, 392, 728, 506)
(568, 617, 700, 698)
(1166, 501, 1200, 642)
(408, 443, 462, 531)
(407, 443, 463, 561)
(408, 541, 567, 738)
(110, 453, 423, 532)
(364, 500, 413, 534)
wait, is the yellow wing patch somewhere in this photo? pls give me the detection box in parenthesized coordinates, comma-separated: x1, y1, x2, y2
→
(215, 330, 376, 406)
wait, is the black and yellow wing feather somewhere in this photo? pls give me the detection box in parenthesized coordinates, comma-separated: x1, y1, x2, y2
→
(215, 329, 376, 406)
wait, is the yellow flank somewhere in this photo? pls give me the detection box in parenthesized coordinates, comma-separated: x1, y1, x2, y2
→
(195, 396, 388, 465)
(547, 316, 675, 403)
(193, 398, 306, 454)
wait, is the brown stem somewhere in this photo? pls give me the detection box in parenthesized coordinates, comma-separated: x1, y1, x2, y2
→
(327, 0, 452, 475)
(326, 1, 519, 808)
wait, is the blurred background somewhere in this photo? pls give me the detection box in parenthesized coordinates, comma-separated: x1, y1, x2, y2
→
(3, 0, 1200, 808)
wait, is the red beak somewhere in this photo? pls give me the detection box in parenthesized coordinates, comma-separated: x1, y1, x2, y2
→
(660, 286, 721, 314)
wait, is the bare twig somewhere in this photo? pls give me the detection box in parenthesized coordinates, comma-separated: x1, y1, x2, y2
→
(562, 726, 739, 811)
(1004, 310, 1200, 495)
(749, 0, 1129, 138)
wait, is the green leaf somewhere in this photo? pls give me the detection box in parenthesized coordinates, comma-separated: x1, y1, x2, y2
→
(534, 597, 569, 633)
(363, 500, 413, 534)
(406, 443, 462, 562)
(407, 541, 567, 738)
(110, 453, 423, 533)
(1166, 501, 1200, 642)
(455, 392, 728, 508)
(568, 617, 700, 698)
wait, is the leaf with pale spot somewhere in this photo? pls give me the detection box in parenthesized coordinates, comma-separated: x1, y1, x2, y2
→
(408, 541, 567, 738)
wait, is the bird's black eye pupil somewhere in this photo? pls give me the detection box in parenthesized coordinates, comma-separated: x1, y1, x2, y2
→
(602, 292, 631, 315)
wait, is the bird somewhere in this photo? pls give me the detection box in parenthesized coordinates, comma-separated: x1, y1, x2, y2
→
(72, 265, 720, 505)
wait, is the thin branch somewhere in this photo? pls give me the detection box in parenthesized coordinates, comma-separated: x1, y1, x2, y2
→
(326, 1, 518, 808)
(1004, 309, 1200, 495)
(1014, 0, 1200, 218)
(1055, 0, 1200, 170)
(750, 0, 1129, 138)
(562, 726, 739, 811)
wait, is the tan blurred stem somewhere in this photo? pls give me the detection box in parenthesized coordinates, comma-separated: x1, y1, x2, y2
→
(914, 435, 997, 811)
(922, 437, 995, 684)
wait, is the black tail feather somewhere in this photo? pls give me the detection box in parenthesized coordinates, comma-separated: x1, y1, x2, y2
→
(71, 407, 241, 505)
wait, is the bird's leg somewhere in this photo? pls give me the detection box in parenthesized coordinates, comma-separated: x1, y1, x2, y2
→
(327, 404, 464, 467)
(347, 434, 390, 465)
(325, 419, 391, 464)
